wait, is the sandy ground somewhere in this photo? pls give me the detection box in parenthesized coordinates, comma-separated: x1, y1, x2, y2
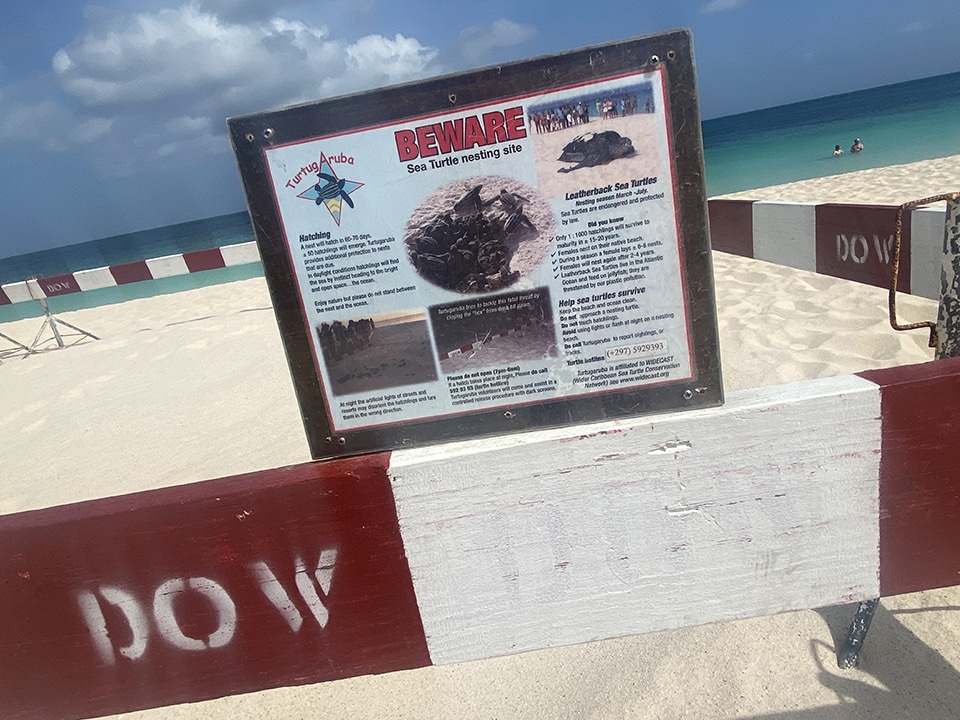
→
(1, 156, 959, 718)
(715, 153, 960, 205)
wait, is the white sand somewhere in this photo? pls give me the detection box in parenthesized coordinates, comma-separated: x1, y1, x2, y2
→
(1, 157, 959, 718)
(716, 153, 960, 205)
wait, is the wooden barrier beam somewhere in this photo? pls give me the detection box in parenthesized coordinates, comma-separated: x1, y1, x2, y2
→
(708, 199, 948, 299)
(1, 357, 959, 718)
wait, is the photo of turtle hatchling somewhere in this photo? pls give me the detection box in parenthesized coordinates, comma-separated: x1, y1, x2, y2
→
(404, 176, 553, 294)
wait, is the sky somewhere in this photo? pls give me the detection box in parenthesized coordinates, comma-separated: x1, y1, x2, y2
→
(1, 0, 957, 258)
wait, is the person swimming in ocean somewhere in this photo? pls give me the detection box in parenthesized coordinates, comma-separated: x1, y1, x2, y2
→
(851, 138, 864, 153)
(834, 144, 843, 156)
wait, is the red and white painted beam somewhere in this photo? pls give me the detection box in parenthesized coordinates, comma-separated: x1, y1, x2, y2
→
(708, 199, 948, 299)
(0, 242, 261, 306)
(1, 357, 959, 719)
(1, 200, 948, 306)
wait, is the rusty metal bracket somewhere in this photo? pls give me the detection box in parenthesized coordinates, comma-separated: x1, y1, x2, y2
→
(888, 192, 960, 353)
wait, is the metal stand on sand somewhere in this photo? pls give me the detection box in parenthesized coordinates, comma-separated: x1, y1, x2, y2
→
(0, 330, 37, 360)
(1, 277, 99, 361)
(837, 191, 960, 669)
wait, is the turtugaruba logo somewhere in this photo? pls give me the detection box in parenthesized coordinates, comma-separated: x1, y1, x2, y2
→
(295, 152, 364, 226)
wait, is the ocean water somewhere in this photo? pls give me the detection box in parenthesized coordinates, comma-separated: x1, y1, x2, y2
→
(2, 71, 959, 325)
(702, 71, 960, 196)
(0, 212, 260, 322)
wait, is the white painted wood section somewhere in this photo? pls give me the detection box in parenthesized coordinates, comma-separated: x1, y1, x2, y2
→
(910, 206, 946, 300)
(74, 267, 117, 291)
(390, 375, 881, 666)
(220, 242, 261, 267)
(1, 281, 32, 304)
(145, 254, 190, 279)
(752, 202, 817, 272)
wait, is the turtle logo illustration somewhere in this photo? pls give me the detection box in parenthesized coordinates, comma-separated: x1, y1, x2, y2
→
(297, 152, 363, 225)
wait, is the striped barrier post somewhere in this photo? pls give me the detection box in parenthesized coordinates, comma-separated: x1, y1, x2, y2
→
(708, 199, 950, 300)
(1, 357, 959, 719)
(0, 206, 950, 307)
(0, 242, 262, 307)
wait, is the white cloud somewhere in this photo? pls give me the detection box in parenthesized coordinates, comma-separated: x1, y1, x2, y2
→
(0, 98, 61, 142)
(43, 3, 439, 172)
(165, 115, 211, 134)
(70, 117, 114, 144)
(701, 0, 746, 13)
(53, 6, 438, 113)
(904, 21, 924, 34)
(348, 33, 440, 84)
(197, 0, 302, 23)
(458, 18, 536, 64)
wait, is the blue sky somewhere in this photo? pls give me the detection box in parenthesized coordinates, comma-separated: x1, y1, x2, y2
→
(1, 0, 956, 258)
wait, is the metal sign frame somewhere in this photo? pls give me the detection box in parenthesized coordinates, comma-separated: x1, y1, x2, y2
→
(228, 29, 721, 459)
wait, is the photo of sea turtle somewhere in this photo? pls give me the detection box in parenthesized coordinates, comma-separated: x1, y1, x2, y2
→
(404, 176, 553, 294)
(530, 81, 662, 200)
(556, 130, 636, 173)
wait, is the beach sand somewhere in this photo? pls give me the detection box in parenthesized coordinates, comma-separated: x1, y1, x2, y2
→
(2, 157, 959, 718)
(716, 153, 960, 205)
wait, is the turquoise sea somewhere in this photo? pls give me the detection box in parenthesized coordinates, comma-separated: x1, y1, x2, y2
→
(703, 71, 960, 197)
(2, 71, 959, 324)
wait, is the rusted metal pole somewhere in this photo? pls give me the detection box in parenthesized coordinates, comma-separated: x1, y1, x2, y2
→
(935, 195, 960, 359)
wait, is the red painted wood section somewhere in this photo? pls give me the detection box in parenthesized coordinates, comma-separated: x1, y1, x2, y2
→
(707, 199, 754, 257)
(0, 285, 10, 305)
(0, 455, 430, 720)
(860, 357, 960, 597)
(815, 204, 908, 292)
(183, 248, 227, 272)
(36, 273, 82, 297)
(109, 260, 154, 285)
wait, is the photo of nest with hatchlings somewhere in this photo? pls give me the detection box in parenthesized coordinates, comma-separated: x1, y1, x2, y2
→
(403, 176, 554, 294)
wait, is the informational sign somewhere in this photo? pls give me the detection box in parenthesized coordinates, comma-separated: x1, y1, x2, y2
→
(229, 29, 722, 458)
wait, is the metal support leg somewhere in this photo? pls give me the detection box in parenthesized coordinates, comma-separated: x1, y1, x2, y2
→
(0, 331, 37, 356)
(838, 598, 879, 669)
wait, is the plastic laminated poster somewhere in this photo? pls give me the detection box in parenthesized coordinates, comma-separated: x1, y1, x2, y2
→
(229, 29, 722, 459)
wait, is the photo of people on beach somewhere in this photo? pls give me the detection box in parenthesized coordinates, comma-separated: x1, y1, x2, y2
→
(429, 288, 557, 373)
(530, 80, 663, 199)
(318, 310, 438, 396)
(403, 176, 554, 294)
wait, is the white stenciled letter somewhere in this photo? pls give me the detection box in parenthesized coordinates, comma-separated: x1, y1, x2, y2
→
(873, 234, 894, 264)
(247, 560, 305, 632)
(295, 547, 338, 629)
(247, 547, 338, 631)
(76, 586, 149, 665)
(153, 577, 237, 651)
(851, 234, 869, 264)
(837, 234, 849, 261)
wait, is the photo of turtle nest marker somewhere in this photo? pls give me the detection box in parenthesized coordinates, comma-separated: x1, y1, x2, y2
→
(404, 176, 554, 294)
(429, 288, 558, 374)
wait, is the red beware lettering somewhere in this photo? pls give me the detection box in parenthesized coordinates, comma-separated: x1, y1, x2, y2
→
(394, 106, 527, 161)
